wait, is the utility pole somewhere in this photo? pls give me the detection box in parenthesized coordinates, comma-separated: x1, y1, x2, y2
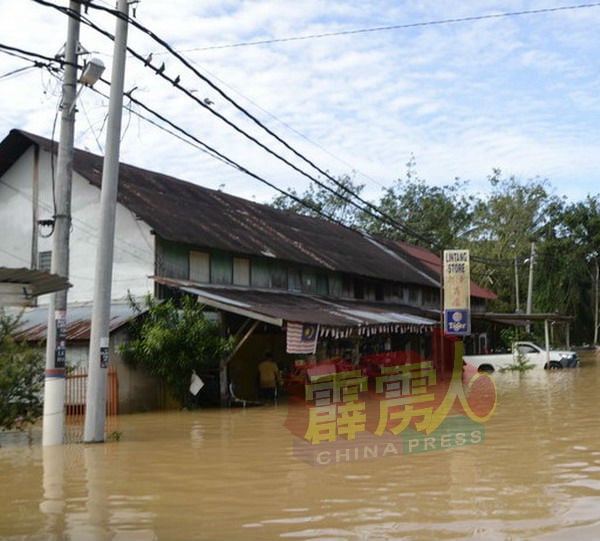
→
(514, 255, 520, 312)
(43, 0, 81, 447)
(84, 0, 130, 443)
(526, 241, 535, 335)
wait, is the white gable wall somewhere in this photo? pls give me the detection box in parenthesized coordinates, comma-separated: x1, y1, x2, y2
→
(0, 145, 154, 303)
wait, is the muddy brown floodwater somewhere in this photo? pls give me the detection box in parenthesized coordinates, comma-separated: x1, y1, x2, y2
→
(1, 350, 600, 541)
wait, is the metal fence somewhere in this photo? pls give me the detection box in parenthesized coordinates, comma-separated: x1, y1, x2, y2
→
(64, 365, 118, 442)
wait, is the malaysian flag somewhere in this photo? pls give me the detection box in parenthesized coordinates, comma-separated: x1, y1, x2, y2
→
(286, 322, 320, 354)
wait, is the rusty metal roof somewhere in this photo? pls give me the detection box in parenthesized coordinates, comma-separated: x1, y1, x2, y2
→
(0, 130, 497, 297)
(1, 130, 442, 288)
(12, 303, 141, 342)
(153, 276, 438, 334)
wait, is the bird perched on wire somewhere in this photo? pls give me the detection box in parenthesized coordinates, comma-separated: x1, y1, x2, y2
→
(173, 75, 180, 85)
(203, 97, 214, 106)
(156, 62, 165, 75)
(143, 52, 153, 66)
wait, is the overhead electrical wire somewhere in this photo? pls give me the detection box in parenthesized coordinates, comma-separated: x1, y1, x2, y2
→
(0, 42, 66, 73)
(0, 41, 348, 232)
(0, 65, 36, 81)
(175, 2, 600, 52)
(5, 40, 521, 271)
(31, 0, 437, 247)
(22, 3, 529, 266)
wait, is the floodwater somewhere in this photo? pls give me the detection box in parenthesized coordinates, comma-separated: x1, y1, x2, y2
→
(1, 351, 600, 541)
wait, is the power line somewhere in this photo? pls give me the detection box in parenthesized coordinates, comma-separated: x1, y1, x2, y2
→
(0, 42, 67, 68)
(18, 6, 538, 267)
(90, 78, 355, 232)
(0, 65, 36, 81)
(28, 0, 433, 246)
(0, 43, 328, 230)
(174, 2, 600, 52)
(61, 0, 436, 246)
(3, 41, 517, 271)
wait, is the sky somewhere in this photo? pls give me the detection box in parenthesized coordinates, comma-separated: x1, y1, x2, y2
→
(1, 0, 599, 207)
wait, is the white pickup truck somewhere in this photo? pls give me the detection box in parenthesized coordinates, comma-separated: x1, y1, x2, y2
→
(463, 341, 579, 372)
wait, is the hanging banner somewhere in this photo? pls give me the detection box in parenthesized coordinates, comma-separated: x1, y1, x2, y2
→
(443, 249, 471, 335)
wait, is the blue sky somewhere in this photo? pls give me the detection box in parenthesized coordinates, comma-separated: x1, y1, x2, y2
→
(1, 1, 599, 205)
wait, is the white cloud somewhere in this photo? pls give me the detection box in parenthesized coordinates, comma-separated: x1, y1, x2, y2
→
(0, 0, 599, 207)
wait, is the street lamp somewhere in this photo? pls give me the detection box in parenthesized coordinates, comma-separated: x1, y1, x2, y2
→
(80, 57, 105, 86)
(68, 57, 105, 114)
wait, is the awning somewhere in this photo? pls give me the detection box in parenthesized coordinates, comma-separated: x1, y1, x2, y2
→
(0, 267, 71, 307)
(152, 276, 438, 337)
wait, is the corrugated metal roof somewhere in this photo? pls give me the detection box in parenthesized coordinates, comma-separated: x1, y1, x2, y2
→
(0, 267, 70, 296)
(1, 130, 496, 299)
(12, 303, 141, 342)
(1, 130, 448, 289)
(395, 241, 497, 300)
(153, 276, 438, 333)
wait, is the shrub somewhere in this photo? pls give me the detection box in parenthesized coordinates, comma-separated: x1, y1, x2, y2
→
(0, 310, 44, 431)
(120, 294, 233, 407)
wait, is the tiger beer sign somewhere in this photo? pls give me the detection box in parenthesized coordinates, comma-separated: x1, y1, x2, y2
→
(443, 249, 471, 335)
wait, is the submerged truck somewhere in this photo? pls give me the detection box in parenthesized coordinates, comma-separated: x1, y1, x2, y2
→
(463, 341, 579, 372)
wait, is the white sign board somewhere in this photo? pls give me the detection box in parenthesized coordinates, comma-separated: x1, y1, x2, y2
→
(443, 249, 471, 335)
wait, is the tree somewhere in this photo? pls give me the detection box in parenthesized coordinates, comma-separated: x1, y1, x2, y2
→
(271, 159, 473, 250)
(536, 195, 600, 344)
(466, 170, 565, 314)
(120, 295, 234, 407)
(364, 157, 474, 249)
(0, 310, 44, 431)
(271, 173, 367, 227)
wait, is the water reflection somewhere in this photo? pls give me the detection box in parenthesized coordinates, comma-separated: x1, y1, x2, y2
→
(1, 351, 599, 540)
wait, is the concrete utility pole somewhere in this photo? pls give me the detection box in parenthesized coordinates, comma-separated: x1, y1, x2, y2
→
(84, 0, 130, 443)
(526, 242, 536, 334)
(43, 0, 81, 447)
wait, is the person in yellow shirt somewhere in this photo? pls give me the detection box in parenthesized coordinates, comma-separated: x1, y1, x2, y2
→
(257, 352, 280, 402)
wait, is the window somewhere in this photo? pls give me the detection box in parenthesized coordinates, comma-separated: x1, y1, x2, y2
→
(189, 251, 210, 282)
(408, 287, 420, 304)
(302, 268, 317, 294)
(341, 276, 354, 298)
(271, 261, 288, 289)
(251, 259, 271, 288)
(211, 253, 233, 285)
(329, 274, 342, 297)
(354, 278, 365, 299)
(423, 288, 440, 306)
(316, 273, 329, 295)
(288, 267, 302, 292)
(233, 257, 250, 286)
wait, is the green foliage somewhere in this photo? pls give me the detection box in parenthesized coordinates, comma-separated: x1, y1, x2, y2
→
(534, 195, 600, 343)
(499, 350, 535, 373)
(120, 295, 233, 406)
(0, 310, 44, 431)
(364, 157, 474, 249)
(270, 163, 600, 344)
(271, 173, 367, 227)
